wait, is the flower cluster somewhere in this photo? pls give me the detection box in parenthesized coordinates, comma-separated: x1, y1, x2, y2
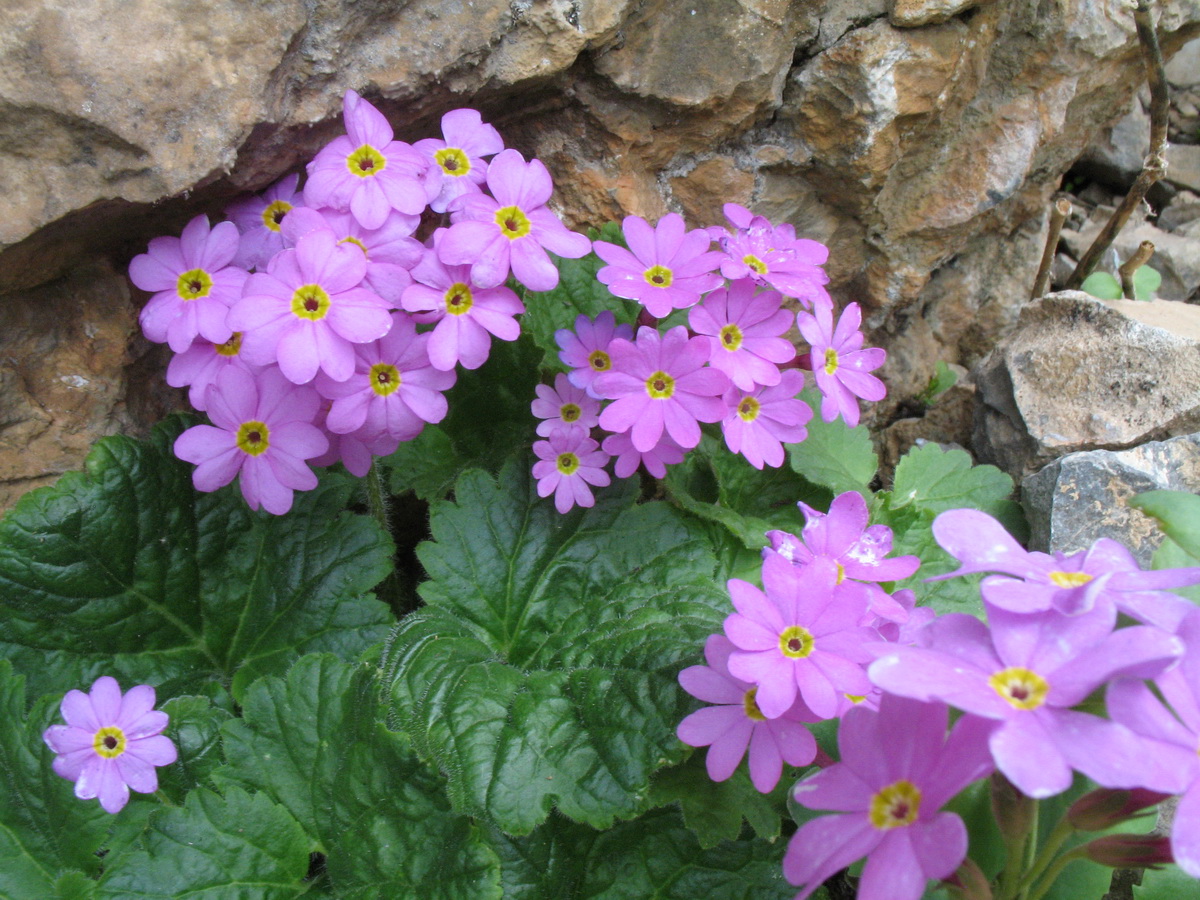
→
(530, 206, 889, 513)
(129, 91, 588, 514)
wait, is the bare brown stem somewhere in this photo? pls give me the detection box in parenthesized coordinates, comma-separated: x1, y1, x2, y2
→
(1032, 198, 1072, 299)
(1119, 239, 1155, 298)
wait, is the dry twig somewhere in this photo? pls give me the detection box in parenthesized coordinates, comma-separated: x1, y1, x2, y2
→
(1031, 198, 1072, 299)
(1118, 239, 1155, 298)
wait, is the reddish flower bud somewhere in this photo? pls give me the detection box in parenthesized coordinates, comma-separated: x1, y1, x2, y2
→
(1082, 833, 1173, 868)
(1067, 788, 1171, 831)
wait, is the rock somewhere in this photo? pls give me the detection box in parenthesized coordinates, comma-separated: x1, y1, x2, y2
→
(973, 291, 1200, 479)
(1166, 144, 1200, 193)
(1022, 433, 1200, 564)
(1075, 95, 1151, 191)
(1060, 219, 1200, 301)
(879, 370, 975, 477)
(888, 0, 987, 28)
(1158, 190, 1200, 231)
(1166, 35, 1200, 89)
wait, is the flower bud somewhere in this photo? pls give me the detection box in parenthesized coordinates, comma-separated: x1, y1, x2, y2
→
(1082, 833, 1173, 868)
(990, 772, 1035, 848)
(941, 858, 992, 900)
(1067, 788, 1170, 831)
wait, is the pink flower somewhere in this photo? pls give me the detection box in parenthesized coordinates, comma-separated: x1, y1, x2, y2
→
(166, 334, 264, 412)
(531, 373, 600, 437)
(688, 279, 795, 390)
(798, 302, 886, 428)
(438, 148, 591, 291)
(593, 214, 723, 318)
(555, 311, 634, 399)
(720, 369, 812, 469)
(710, 204, 831, 307)
(593, 325, 730, 453)
(225, 173, 304, 270)
(43, 676, 178, 814)
(601, 429, 686, 479)
(414, 108, 505, 213)
(678, 634, 819, 793)
(531, 425, 611, 514)
(309, 401, 398, 478)
(174, 367, 328, 515)
(784, 696, 995, 900)
(129, 215, 248, 353)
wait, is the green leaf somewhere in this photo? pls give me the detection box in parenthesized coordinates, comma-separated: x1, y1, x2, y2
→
(648, 754, 782, 849)
(1133, 265, 1161, 302)
(1080, 271, 1122, 300)
(218, 655, 501, 899)
(1131, 490, 1200, 559)
(787, 388, 877, 496)
(1152, 537, 1200, 604)
(489, 806, 794, 899)
(916, 360, 958, 406)
(383, 459, 729, 834)
(1134, 864, 1200, 899)
(0, 418, 394, 702)
(155, 695, 232, 801)
(890, 444, 1013, 517)
(382, 425, 461, 501)
(96, 786, 310, 898)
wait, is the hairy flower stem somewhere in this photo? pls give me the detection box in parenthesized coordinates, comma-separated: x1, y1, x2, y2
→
(1013, 816, 1075, 899)
(365, 460, 410, 616)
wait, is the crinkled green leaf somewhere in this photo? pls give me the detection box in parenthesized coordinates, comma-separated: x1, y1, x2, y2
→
(155, 695, 232, 801)
(885, 507, 986, 616)
(218, 655, 500, 899)
(489, 806, 794, 899)
(96, 786, 309, 898)
(383, 459, 729, 834)
(0, 418, 393, 701)
(383, 425, 461, 501)
(890, 444, 1013, 517)
(787, 388, 877, 496)
(1132, 490, 1200, 560)
(648, 754, 783, 849)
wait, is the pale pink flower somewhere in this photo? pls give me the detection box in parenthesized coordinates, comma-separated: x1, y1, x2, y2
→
(688, 279, 796, 390)
(531, 373, 601, 437)
(225, 173, 305, 270)
(531, 426, 611, 514)
(720, 369, 812, 469)
(413, 108, 505, 213)
(555, 311, 634, 399)
(601, 429, 686, 479)
(798, 301, 886, 428)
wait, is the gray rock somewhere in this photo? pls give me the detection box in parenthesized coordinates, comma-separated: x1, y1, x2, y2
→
(1060, 219, 1200, 301)
(1166, 144, 1200, 193)
(888, 0, 986, 28)
(1158, 190, 1200, 232)
(1022, 433, 1200, 564)
(1076, 95, 1151, 191)
(1166, 35, 1200, 89)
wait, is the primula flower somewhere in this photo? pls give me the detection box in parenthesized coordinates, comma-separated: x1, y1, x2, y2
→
(413, 108, 505, 213)
(798, 302, 886, 428)
(593, 214, 723, 318)
(531, 373, 601, 437)
(593, 325, 730, 453)
(166, 333, 263, 412)
(174, 367, 328, 515)
(401, 233, 525, 370)
(724, 553, 877, 719)
(555, 311, 634, 399)
(601, 429, 685, 479)
(225, 173, 304, 270)
(869, 606, 1185, 799)
(784, 696, 995, 900)
(688, 279, 795, 390)
(129, 215, 248, 353)
(438, 148, 591, 291)
(230, 229, 393, 385)
(309, 401, 398, 478)
(930, 509, 1200, 630)
(532, 425, 611, 513)
(721, 369, 812, 469)
(43, 676, 178, 814)
(710, 203, 831, 307)
(677, 634, 819, 793)
(305, 89, 436, 229)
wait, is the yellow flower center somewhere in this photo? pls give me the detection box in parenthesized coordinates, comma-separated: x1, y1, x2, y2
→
(743, 687, 766, 721)
(737, 396, 760, 422)
(743, 254, 768, 275)
(236, 420, 271, 456)
(824, 348, 839, 375)
(556, 452, 580, 475)
(494, 205, 532, 240)
(835, 562, 845, 585)
(339, 235, 369, 257)
(176, 268, 213, 301)
(291, 284, 332, 320)
(845, 693, 867, 704)
(93, 726, 127, 759)
(346, 144, 387, 177)
(370, 362, 402, 397)
(645, 371, 675, 400)
(588, 349, 612, 372)
(989, 666, 1050, 711)
(214, 333, 243, 357)
(779, 625, 814, 659)
(719, 323, 743, 352)
(1049, 571, 1093, 588)
(643, 265, 674, 288)
(560, 403, 582, 423)
(444, 282, 474, 316)
(435, 146, 471, 176)
(869, 780, 922, 830)
(261, 200, 293, 232)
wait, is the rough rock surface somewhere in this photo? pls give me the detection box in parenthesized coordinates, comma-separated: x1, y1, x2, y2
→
(974, 291, 1200, 478)
(1022, 433, 1200, 564)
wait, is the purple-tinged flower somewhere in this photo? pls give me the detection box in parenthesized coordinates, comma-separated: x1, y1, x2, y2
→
(555, 311, 634, 399)
(784, 696, 995, 900)
(721, 369, 812, 469)
(225, 173, 304, 270)
(401, 233, 525, 371)
(129, 215, 248, 353)
(43, 676, 178, 814)
(798, 302, 886, 428)
(873, 589, 935, 644)
(315, 313, 456, 441)
(688, 279, 795, 390)
(305, 90, 437, 229)
(531, 373, 600, 437)
(309, 401, 398, 478)
(678, 634, 819, 793)
(930, 509, 1200, 630)
(174, 367, 328, 515)
(601, 429, 686, 479)
(593, 214, 723, 318)
(593, 325, 731, 453)
(709, 204, 831, 307)
(166, 334, 265, 412)
(724, 554, 876, 719)
(869, 606, 1185, 799)
(531, 425, 611, 514)
(230, 229, 393, 385)
(438, 148, 591, 291)
(413, 108, 505, 214)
